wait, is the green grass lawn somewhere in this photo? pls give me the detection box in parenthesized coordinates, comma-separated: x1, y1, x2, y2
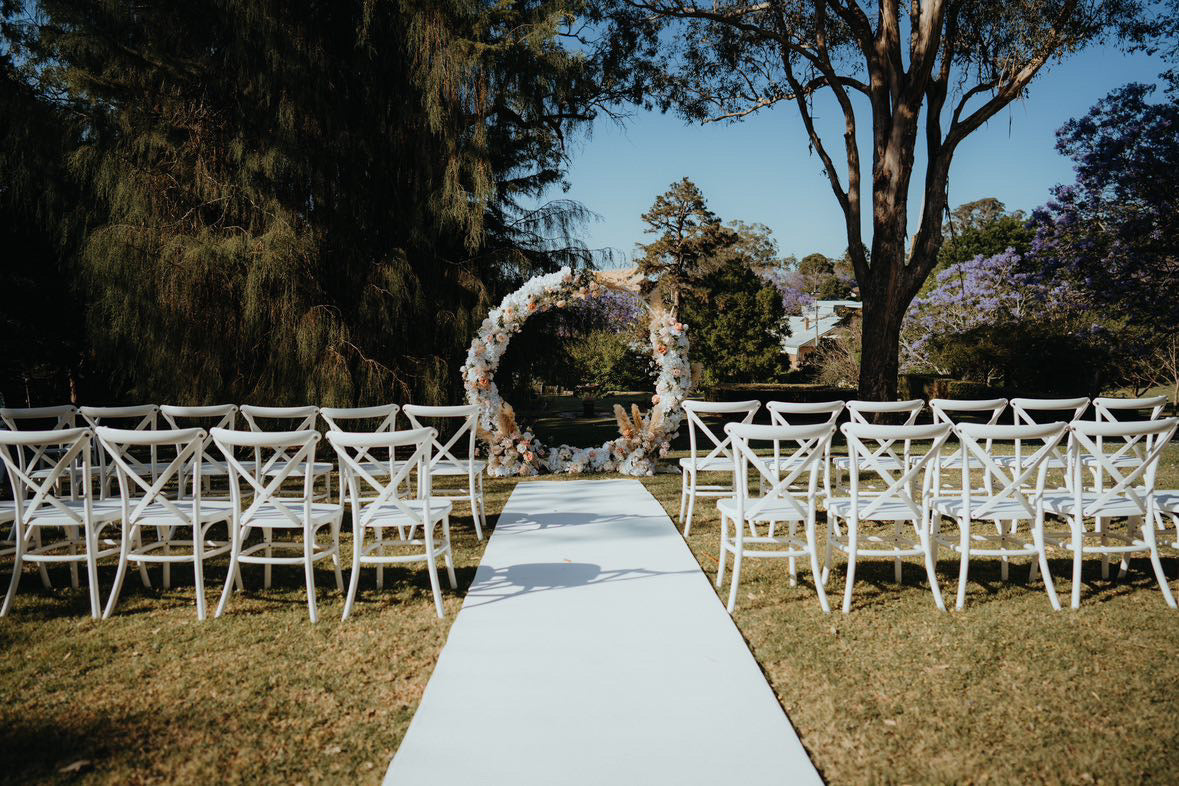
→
(2, 445, 1178, 784)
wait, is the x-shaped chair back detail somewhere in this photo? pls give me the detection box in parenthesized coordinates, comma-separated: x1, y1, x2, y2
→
(928, 398, 1008, 491)
(401, 404, 479, 472)
(955, 422, 1068, 521)
(320, 405, 399, 434)
(841, 422, 952, 521)
(0, 428, 94, 527)
(81, 405, 160, 497)
(840, 399, 924, 483)
(682, 400, 760, 470)
(328, 427, 436, 531)
(1067, 418, 1178, 519)
(726, 422, 834, 523)
(1091, 396, 1167, 467)
(766, 401, 843, 494)
(94, 426, 206, 527)
(0, 406, 79, 483)
(210, 428, 320, 530)
(160, 405, 238, 473)
(239, 405, 321, 476)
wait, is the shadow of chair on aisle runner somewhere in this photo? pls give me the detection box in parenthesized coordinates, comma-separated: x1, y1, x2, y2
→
(463, 562, 698, 608)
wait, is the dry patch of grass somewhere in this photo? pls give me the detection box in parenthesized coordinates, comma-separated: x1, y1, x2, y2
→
(2, 448, 1178, 784)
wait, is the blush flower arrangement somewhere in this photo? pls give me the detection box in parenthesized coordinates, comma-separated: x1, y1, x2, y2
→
(462, 266, 691, 477)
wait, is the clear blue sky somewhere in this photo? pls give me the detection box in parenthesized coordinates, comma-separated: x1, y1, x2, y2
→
(539, 45, 1169, 264)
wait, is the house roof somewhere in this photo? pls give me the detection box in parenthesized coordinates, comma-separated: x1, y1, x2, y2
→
(781, 299, 860, 353)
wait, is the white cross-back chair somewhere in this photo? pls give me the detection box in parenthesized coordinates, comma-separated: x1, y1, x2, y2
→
(321, 405, 400, 480)
(679, 399, 760, 536)
(826, 421, 952, 612)
(716, 422, 835, 613)
(1083, 396, 1167, 578)
(329, 427, 456, 620)
(402, 404, 485, 540)
(0, 428, 122, 618)
(211, 428, 344, 623)
(240, 405, 333, 501)
(1, 405, 81, 493)
(159, 405, 240, 494)
(766, 400, 843, 499)
(927, 398, 1008, 478)
(831, 399, 924, 490)
(928, 421, 1069, 610)
(96, 426, 234, 620)
(993, 397, 1089, 480)
(1042, 418, 1178, 609)
(80, 405, 160, 499)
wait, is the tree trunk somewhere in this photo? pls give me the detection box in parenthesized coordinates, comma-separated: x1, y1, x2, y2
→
(857, 295, 904, 401)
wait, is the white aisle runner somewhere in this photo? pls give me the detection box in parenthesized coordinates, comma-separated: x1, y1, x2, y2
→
(385, 479, 821, 785)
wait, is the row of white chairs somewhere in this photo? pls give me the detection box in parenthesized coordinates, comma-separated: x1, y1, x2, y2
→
(679, 395, 1168, 534)
(0, 405, 490, 622)
(707, 407, 1179, 615)
(0, 404, 487, 538)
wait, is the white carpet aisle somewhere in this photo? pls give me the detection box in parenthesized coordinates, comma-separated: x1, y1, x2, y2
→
(384, 479, 822, 785)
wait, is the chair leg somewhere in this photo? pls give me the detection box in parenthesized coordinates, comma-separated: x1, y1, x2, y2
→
(997, 519, 1009, 582)
(807, 517, 830, 614)
(67, 525, 80, 589)
(787, 519, 797, 587)
(1070, 516, 1084, 610)
(161, 525, 173, 589)
(841, 523, 858, 613)
(264, 528, 273, 589)
(683, 474, 698, 536)
(920, 516, 945, 612)
(2, 535, 24, 616)
(715, 514, 727, 589)
(726, 541, 743, 613)
(84, 525, 101, 620)
(303, 530, 318, 624)
(1143, 520, 1177, 609)
(34, 528, 51, 589)
(678, 472, 688, 523)
(425, 540, 445, 620)
(1098, 515, 1110, 580)
(103, 524, 133, 620)
(193, 526, 207, 622)
(894, 519, 903, 583)
(342, 525, 364, 621)
(215, 525, 240, 618)
(1033, 520, 1061, 611)
(443, 516, 457, 590)
(331, 519, 344, 593)
(956, 519, 971, 611)
(375, 527, 385, 589)
(469, 473, 484, 540)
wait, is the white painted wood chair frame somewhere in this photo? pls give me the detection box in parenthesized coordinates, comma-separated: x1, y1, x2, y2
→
(716, 422, 835, 613)
(0, 428, 121, 618)
(766, 400, 843, 501)
(1042, 418, 1178, 609)
(240, 405, 332, 502)
(929, 422, 1068, 610)
(826, 421, 952, 612)
(402, 404, 485, 541)
(994, 397, 1089, 483)
(329, 427, 456, 619)
(95, 426, 234, 620)
(81, 405, 160, 499)
(159, 405, 240, 490)
(831, 399, 924, 490)
(927, 398, 1008, 486)
(211, 428, 344, 623)
(1, 406, 81, 495)
(679, 399, 760, 536)
(1085, 396, 1168, 578)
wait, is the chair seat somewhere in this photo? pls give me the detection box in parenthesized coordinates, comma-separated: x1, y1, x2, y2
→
(1041, 491, 1148, 519)
(832, 455, 906, 472)
(1156, 491, 1179, 512)
(827, 496, 921, 521)
(929, 496, 1036, 520)
(717, 497, 808, 522)
(261, 460, 333, 477)
(126, 500, 235, 526)
(432, 459, 487, 476)
(244, 502, 342, 528)
(20, 498, 124, 526)
(992, 455, 1067, 470)
(1079, 454, 1142, 469)
(678, 456, 733, 472)
(357, 499, 453, 528)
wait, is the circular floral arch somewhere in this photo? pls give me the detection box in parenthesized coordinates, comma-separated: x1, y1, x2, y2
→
(462, 267, 691, 476)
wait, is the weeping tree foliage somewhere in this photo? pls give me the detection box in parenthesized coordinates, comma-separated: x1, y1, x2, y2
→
(2, 1, 607, 405)
(594, 0, 1172, 400)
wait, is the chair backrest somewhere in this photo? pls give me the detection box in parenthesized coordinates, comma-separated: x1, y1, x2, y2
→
(160, 405, 238, 470)
(328, 427, 436, 529)
(928, 398, 1008, 485)
(210, 428, 321, 528)
(81, 405, 160, 496)
(841, 422, 952, 520)
(725, 422, 834, 523)
(95, 426, 206, 525)
(845, 399, 923, 425)
(320, 404, 399, 433)
(0, 406, 82, 481)
(954, 421, 1069, 520)
(240, 405, 320, 432)
(1010, 397, 1089, 425)
(1067, 418, 1177, 518)
(1092, 396, 1167, 461)
(0, 427, 94, 525)
(402, 404, 479, 470)
(766, 400, 844, 426)
(681, 399, 760, 468)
